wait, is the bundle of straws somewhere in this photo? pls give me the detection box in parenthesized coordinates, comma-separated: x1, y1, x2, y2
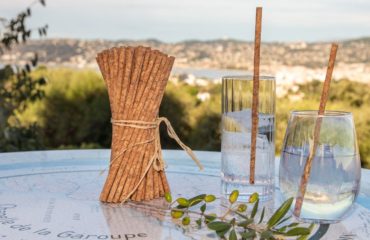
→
(96, 46, 178, 203)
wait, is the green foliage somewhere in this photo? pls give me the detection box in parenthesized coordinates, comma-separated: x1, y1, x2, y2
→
(13, 68, 370, 168)
(0, 0, 48, 152)
(159, 90, 192, 149)
(0, 65, 46, 151)
(20, 68, 111, 149)
(0, 123, 43, 152)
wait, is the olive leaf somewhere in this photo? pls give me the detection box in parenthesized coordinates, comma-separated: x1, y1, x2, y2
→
(196, 218, 202, 227)
(240, 230, 256, 239)
(285, 227, 311, 236)
(190, 198, 204, 207)
(235, 211, 249, 219)
(207, 221, 232, 232)
(288, 222, 299, 227)
(189, 194, 206, 203)
(276, 215, 291, 226)
(200, 203, 206, 213)
(229, 229, 237, 240)
(176, 194, 206, 209)
(260, 230, 273, 240)
(276, 225, 287, 233)
(205, 213, 217, 222)
(258, 206, 265, 224)
(216, 228, 230, 238)
(237, 219, 253, 228)
(250, 199, 259, 218)
(267, 197, 294, 228)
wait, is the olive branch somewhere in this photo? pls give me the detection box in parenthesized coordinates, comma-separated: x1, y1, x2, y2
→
(165, 190, 314, 240)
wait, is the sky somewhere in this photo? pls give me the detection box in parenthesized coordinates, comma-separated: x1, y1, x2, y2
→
(1, 0, 370, 42)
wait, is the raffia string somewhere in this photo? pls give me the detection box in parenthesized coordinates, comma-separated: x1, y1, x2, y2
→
(104, 117, 204, 203)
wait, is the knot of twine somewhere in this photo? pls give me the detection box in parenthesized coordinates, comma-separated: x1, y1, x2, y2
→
(106, 117, 204, 203)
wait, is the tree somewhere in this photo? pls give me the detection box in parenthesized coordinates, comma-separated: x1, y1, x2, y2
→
(0, 0, 48, 151)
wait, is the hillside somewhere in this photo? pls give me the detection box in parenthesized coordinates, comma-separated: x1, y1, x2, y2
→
(1, 38, 370, 82)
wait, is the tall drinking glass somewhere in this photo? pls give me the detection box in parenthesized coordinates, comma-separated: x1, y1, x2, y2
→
(221, 75, 275, 201)
(279, 111, 361, 223)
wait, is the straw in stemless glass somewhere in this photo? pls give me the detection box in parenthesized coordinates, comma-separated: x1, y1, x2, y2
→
(294, 43, 338, 216)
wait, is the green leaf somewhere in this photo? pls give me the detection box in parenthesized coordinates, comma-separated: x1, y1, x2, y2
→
(267, 197, 293, 228)
(276, 226, 287, 233)
(171, 210, 184, 219)
(237, 219, 253, 228)
(229, 190, 239, 204)
(229, 218, 236, 225)
(297, 235, 309, 240)
(260, 230, 273, 240)
(276, 216, 291, 226)
(248, 192, 259, 203)
(288, 222, 299, 227)
(235, 211, 249, 219)
(205, 194, 216, 202)
(205, 214, 217, 223)
(250, 199, 259, 218)
(164, 192, 172, 203)
(176, 198, 189, 207)
(176, 194, 206, 209)
(200, 203, 206, 213)
(216, 228, 230, 238)
(285, 227, 311, 236)
(182, 216, 190, 226)
(207, 221, 232, 232)
(196, 218, 202, 227)
(189, 194, 206, 203)
(240, 230, 256, 239)
(237, 204, 247, 212)
(229, 229, 237, 240)
(190, 198, 203, 207)
(258, 206, 265, 224)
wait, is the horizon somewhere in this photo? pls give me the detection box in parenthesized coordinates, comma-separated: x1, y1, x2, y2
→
(1, 0, 370, 42)
(24, 35, 370, 44)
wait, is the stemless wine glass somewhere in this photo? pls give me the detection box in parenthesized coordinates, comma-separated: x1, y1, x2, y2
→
(221, 75, 275, 201)
(279, 110, 361, 223)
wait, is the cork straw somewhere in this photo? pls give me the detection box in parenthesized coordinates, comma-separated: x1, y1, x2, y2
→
(294, 43, 338, 216)
(250, 7, 262, 184)
(128, 51, 160, 201)
(98, 50, 116, 202)
(99, 47, 134, 202)
(150, 57, 175, 196)
(113, 50, 162, 202)
(101, 47, 130, 202)
(108, 46, 148, 202)
(119, 55, 172, 202)
(130, 52, 163, 201)
(142, 57, 175, 201)
(113, 52, 166, 202)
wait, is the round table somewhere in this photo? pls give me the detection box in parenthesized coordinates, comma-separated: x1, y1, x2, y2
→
(0, 150, 369, 240)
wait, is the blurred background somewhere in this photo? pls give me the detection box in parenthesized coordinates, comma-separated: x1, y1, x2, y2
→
(0, 0, 369, 168)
